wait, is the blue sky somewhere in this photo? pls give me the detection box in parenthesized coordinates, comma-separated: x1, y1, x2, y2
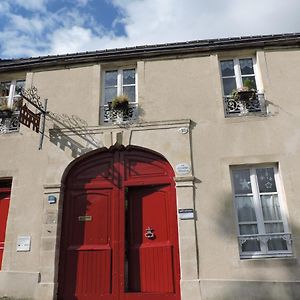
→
(0, 0, 299, 58)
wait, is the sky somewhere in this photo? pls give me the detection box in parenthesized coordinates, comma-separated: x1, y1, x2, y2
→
(0, 0, 299, 58)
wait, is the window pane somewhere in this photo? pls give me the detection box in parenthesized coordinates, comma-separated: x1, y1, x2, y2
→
(239, 58, 254, 75)
(236, 196, 257, 222)
(220, 60, 235, 76)
(105, 70, 117, 86)
(232, 169, 252, 194)
(15, 80, 25, 94)
(261, 195, 282, 221)
(242, 240, 261, 252)
(123, 69, 135, 85)
(256, 168, 277, 193)
(242, 76, 257, 89)
(265, 222, 284, 233)
(123, 86, 135, 102)
(105, 87, 117, 104)
(239, 224, 258, 235)
(0, 82, 10, 97)
(268, 238, 287, 251)
(223, 78, 236, 95)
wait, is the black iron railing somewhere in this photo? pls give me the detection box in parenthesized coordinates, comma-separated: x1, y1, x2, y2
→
(100, 102, 138, 124)
(223, 93, 266, 116)
(0, 96, 22, 133)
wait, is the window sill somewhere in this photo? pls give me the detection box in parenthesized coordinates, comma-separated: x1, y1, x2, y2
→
(240, 253, 294, 260)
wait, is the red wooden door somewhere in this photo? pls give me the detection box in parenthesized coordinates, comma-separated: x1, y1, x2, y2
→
(0, 185, 11, 270)
(58, 148, 181, 300)
(123, 185, 179, 299)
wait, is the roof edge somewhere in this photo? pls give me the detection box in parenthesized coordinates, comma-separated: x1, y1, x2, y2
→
(0, 32, 300, 72)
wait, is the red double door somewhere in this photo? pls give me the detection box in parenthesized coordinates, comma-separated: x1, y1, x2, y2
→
(58, 148, 181, 300)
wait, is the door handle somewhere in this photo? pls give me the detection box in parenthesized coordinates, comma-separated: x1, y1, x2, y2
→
(145, 226, 155, 239)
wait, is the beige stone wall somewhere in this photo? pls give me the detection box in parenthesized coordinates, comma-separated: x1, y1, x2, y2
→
(0, 47, 300, 299)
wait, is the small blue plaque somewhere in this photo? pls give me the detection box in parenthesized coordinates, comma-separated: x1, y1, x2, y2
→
(48, 195, 57, 204)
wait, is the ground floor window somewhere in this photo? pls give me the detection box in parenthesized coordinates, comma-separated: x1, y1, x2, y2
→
(231, 165, 292, 258)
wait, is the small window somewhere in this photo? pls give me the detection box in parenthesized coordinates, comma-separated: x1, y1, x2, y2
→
(231, 165, 292, 259)
(220, 58, 258, 96)
(103, 68, 136, 105)
(101, 68, 138, 123)
(0, 80, 25, 133)
(220, 58, 265, 116)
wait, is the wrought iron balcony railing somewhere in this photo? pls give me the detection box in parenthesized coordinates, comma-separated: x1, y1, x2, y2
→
(223, 93, 266, 116)
(238, 232, 292, 246)
(100, 102, 138, 124)
(0, 110, 21, 133)
(238, 232, 292, 257)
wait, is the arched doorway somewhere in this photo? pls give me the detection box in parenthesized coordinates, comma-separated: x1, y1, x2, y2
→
(58, 146, 181, 300)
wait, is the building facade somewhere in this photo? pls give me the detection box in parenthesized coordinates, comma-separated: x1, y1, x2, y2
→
(0, 33, 300, 299)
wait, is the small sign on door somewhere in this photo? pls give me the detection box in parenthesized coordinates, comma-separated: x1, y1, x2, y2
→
(78, 215, 92, 221)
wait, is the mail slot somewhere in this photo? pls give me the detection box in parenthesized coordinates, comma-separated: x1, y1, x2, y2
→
(78, 215, 92, 221)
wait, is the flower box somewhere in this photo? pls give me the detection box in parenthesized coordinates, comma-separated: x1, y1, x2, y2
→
(235, 90, 256, 102)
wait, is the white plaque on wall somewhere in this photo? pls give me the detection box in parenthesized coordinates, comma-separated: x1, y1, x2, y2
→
(178, 208, 195, 220)
(178, 127, 189, 134)
(175, 163, 191, 175)
(17, 236, 31, 252)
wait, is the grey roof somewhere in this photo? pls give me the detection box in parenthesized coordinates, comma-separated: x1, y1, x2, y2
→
(1, 33, 300, 72)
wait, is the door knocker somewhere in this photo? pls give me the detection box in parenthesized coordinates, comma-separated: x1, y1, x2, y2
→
(145, 226, 155, 239)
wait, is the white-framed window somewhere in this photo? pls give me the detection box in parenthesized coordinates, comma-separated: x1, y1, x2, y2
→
(103, 68, 137, 105)
(101, 67, 138, 123)
(0, 80, 25, 132)
(0, 80, 25, 108)
(220, 57, 261, 96)
(231, 165, 292, 259)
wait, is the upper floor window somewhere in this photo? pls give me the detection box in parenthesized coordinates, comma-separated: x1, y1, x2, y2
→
(101, 68, 138, 124)
(0, 80, 25, 133)
(231, 165, 292, 259)
(220, 58, 266, 116)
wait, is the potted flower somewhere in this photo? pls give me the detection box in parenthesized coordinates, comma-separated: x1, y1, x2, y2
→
(111, 95, 129, 112)
(107, 95, 130, 123)
(231, 79, 257, 102)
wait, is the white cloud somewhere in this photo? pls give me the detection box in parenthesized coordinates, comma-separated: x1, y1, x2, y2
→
(9, 15, 46, 34)
(76, 0, 90, 7)
(110, 0, 300, 45)
(0, 0, 300, 58)
(50, 26, 96, 54)
(0, 30, 48, 57)
(0, 2, 10, 13)
(9, 0, 48, 11)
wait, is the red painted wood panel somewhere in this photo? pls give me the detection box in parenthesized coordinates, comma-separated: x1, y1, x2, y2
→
(140, 245, 174, 293)
(0, 187, 10, 270)
(0, 187, 11, 270)
(126, 185, 179, 297)
(59, 188, 116, 300)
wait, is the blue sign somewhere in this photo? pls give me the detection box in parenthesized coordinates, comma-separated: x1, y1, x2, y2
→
(48, 195, 57, 204)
